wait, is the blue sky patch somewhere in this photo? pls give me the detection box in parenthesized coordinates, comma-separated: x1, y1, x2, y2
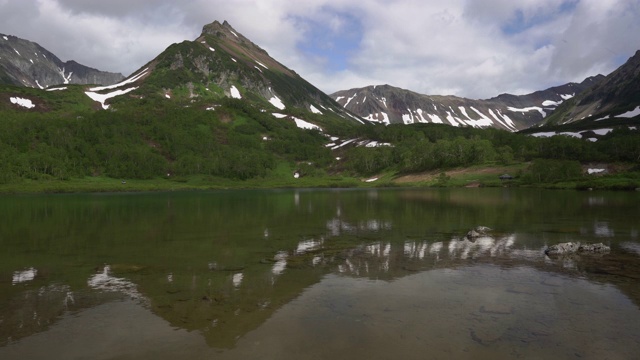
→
(501, 0, 579, 35)
(292, 9, 363, 72)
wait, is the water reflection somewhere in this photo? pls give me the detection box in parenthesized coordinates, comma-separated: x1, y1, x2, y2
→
(1, 189, 639, 357)
(271, 252, 288, 276)
(12, 268, 37, 285)
(87, 265, 145, 303)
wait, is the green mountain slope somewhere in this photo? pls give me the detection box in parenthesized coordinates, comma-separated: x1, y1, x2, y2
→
(544, 50, 640, 126)
(97, 20, 364, 131)
(0, 21, 369, 185)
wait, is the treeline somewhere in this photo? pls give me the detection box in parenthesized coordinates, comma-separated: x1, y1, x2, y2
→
(339, 123, 640, 182)
(0, 98, 638, 185)
(0, 97, 331, 183)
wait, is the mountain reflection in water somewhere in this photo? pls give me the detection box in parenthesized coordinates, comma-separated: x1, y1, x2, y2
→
(0, 188, 639, 359)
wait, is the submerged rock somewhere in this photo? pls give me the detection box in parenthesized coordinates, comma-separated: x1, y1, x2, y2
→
(544, 242, 610, 256)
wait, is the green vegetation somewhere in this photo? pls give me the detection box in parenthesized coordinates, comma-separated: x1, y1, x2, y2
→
(1, 81, 639, 193)
(335, 123, 640, 189)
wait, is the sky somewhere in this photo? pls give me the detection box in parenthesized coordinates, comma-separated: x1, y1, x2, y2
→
(1, 0, 639, 99)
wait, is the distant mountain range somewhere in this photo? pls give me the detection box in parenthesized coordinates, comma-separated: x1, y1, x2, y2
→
(0, 33, 124, 88)
(1, 22, 639, 132)
(330, 77, 605, 132)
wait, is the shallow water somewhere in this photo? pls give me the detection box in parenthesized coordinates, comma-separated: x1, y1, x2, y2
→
(1, 188, 639, 359)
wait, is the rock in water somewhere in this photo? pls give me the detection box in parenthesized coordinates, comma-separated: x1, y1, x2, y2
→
(545, 242, 610, 256)
(578, 243, 610, 253)
(545, 242, 580, 256)
(466, 226, 492, 240)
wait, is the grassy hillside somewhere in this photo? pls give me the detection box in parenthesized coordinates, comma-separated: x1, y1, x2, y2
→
(1, 87, 639, 193)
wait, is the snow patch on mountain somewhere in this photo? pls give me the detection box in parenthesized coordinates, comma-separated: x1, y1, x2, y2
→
(498, 110, 517, 130)
(293, 117, 322, 131)
(269, 95, 285, 110)
(560, 94, 575, 100)
(488, 109, 508, 128)
(530, 128, 612, 140)
(469, 107, 494, 127)
(256, 60, 268, 69)
(617, 106, 640, 118)
(85, 87, 138, 110)
(345, 112, 365, 124)
(272, 113, 288, 118)
(310, 105, 323, 114)
(344, 93, 357, 108)
(46, 87, 67, 91)
(230, 85, 242, 99)
(10, 97, 35, 109)
(542, 99, 563, 107)
(445, 112, 461, 127)
(90, 68, 148, 92)
(507, 106, 546, 118)
(459, 107, 473, 121)
(58, 67, 73, 84)
(365, 141, 392, 148)
(592, 128, 613, 135)
(531, 131, 581, 139)
(364, 112, 390, 125)
(427, 113, 444, 124)
(415, 109, 428, 123)
(331, 139, 357, 150)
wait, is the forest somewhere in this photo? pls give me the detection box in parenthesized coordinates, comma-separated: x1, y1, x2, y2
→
(0, 94, 639, 189)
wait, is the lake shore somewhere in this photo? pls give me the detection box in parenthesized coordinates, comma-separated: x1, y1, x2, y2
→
(1, 164, 638, 194)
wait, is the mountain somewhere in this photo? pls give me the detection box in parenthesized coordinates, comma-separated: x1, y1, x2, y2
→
(544, 50, 640, 125)
(331, 77, 603, 131)
(79, 20, 361, 128)
(0, 33, 124, 88)
(0, 21, 370, 183)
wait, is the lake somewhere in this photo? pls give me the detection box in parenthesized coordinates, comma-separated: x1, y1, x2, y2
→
(1, 188, 639, 359)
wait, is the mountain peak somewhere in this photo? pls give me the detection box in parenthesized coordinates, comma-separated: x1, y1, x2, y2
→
(201, 20, 241, 39)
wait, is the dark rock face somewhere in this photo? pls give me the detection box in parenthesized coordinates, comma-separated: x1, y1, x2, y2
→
(0, 33, 124, 88)
(544, 242, 610, 256)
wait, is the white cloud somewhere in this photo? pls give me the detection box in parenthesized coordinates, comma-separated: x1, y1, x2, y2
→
(1, 0, 638, 99)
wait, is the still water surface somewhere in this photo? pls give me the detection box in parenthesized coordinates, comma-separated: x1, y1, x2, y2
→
(1, 188, 639, 359)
